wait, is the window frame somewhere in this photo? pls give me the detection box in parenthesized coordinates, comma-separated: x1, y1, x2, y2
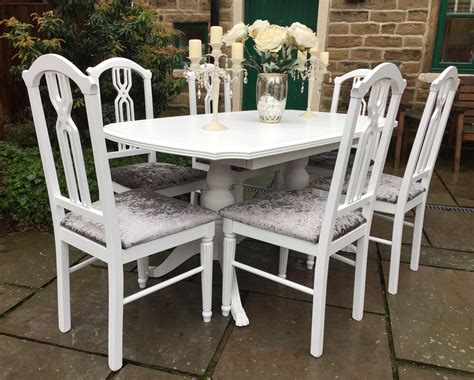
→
(432, 0, 474, 73)
(174, 22, 209, 69)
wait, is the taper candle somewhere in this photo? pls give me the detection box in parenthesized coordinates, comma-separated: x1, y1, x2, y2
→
(231, 42, 244, 59)
(210, 26, 223, 44)
(189, 39, 202, 58)
(321, 51, 329, 64)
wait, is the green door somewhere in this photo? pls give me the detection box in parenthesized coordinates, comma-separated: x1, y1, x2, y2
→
(243, 0, 318, 111)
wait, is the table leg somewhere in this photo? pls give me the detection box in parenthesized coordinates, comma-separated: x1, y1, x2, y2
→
(201, 162, 249, 327)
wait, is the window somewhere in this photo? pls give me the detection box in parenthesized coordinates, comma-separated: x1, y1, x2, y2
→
(174, 23, 208, 68)
(432, 0, 474, 73)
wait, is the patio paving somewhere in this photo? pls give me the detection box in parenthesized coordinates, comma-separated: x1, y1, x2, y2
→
(0, 158, 473, 379)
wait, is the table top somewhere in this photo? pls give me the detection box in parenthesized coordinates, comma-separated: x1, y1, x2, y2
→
(104, 110, 372, 161)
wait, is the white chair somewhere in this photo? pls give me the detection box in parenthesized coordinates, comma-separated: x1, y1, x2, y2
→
(312, 66, 459, 295)
(307, 69, 371, 177)
(88, 58, 209, 289)
(23, 54, 216, 371)
(86, 57, 207, 198)
(186, 65, 284, 202)
(220, 63, 405, 357)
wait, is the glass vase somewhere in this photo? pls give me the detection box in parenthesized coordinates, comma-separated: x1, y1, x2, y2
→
(256, 73, 288, 123)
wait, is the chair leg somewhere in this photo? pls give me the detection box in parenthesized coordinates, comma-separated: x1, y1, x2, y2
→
(278, 247, 289, 278)
(222, 231, 236, 317)
(190, 191, 197, 206)
(306, 255, 315, 270)
(273, 167, 286, 190)
(352, 235, 369, 321)
(56, 240, 71, 333)
(388, 210, 405, 295)
(410, 201, 426, 272)
(394, 109, 405, 170)
(137, 257, 149, 289)
(310, 254, 330, 358)
(233, 183, 244, 203)
(201, 236, 213, 323)
(453, 111, 464, 174)
(108, 260, 124, 371)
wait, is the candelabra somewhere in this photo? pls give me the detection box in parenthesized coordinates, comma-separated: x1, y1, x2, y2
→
(186, 43, 247, 131)
(298, 54, 331, 118)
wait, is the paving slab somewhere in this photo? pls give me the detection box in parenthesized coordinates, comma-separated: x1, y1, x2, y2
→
(423, 210, 474, 251)
(379, 244, 474, 271)
(0, 283, 34, 315)
(0, 266, 229, 375)
(0, 335, 110, 379)
(116, 364, 194, 379)
(0, 231, 85, 288)
(212, 293, 393, 379)
(398, 364, 473, 380)
(385, 263, 474, 372)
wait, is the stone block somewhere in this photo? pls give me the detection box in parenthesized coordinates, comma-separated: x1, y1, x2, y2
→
(399, 62, 421, 74)
(365, 35, 403, 47)
(408, 9, 428, 21)
(381, 23, 396, 34)
(370, 10, 406, 22)
(327, 48, 350, 60)
(398, 0, 429, 9)
(403, 36, 424, 47)
(350, 48, 383, 60)
(328, 35, 363, 48)
(384, 49, 422, 61)
(351, 23, 380, 35)
(330, 10, 369, 22)
(331, 0, 396, 10)
(396, 22, 426, 35)
(328, 22, 350, 35)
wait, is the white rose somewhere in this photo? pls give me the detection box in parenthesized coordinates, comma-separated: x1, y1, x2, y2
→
(248, 19, 270, 38)
(254, 24, 288, 53)
(288, 22, 318, 50)
(223, 22, 248, 45)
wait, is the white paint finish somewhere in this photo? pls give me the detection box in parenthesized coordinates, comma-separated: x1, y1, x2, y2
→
(104, 110, 375, 162)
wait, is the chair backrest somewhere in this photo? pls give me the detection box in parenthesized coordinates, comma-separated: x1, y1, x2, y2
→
(331, 69, 372, 114)
(86, 57, 155, 162)
(319, 63, 406, 249)
(400, 66, 459, 203)
(23, 54, 121, 250)
(186, 63, 232, 115)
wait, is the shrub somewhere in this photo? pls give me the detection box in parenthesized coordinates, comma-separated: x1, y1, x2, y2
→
(0, 141, 191, 229)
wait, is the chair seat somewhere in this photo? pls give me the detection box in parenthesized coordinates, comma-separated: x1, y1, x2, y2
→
(61, 190, 216, 249)
(220, 191, 366, 244)
(311, 173, 426, 204)
(111, 162, 207, 191)
(308, 151, 355, 170)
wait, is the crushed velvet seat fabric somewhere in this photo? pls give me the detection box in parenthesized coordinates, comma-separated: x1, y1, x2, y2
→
(220, 191, 366, 244)
(311, 173, 426, 204)
(61, 190, 216, 249)
(111, 162, 207, 191)
(308, 151, 355, 170)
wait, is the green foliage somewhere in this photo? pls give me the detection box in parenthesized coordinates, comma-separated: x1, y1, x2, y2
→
(1, 0, 185, 117)
(0, 141, 191, 229)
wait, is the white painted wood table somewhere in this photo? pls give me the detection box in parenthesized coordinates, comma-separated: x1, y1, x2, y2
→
(104, 109, 373, 326)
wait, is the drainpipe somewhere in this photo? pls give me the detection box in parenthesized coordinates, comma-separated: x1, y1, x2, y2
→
(210, 0, 220, 26)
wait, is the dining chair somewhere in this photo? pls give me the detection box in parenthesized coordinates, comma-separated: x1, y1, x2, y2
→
(87, 57, 208, 289)
(220, 63, 405, 357)
(312, 66, 459, 295)
(23, 54, 216, 371)
(186, 65, 284, 202)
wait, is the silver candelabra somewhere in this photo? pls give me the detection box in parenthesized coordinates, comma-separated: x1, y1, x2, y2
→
(297, 54, 331, 118)
(185, 43, 247, 131)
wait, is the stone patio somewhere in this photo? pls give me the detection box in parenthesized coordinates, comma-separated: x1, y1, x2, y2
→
(0, 158, 473, 379)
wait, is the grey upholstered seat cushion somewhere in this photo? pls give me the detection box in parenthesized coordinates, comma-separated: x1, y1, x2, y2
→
(111, 162, 207, 191)
(220, 191, 366, 244)
(308, 151, 355, 170)
(61, 190, 216, 249)
(311, 173, 426, 204)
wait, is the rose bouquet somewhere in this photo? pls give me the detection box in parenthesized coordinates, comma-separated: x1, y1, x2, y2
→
(222, 20, 318, 74)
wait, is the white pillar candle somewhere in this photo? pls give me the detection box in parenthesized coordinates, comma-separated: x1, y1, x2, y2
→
(210, 26, 223, 44)
(189, 39, 202, 58)
(310, 46, 318, 56)
(231, 42, 244, 59)
(321, 51, 329, 64)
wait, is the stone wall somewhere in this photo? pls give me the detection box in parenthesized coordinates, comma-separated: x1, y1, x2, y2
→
(323, 0, 439, 110)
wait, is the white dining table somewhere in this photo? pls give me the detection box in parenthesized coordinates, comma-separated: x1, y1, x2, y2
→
(104, 109, 374, 326)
